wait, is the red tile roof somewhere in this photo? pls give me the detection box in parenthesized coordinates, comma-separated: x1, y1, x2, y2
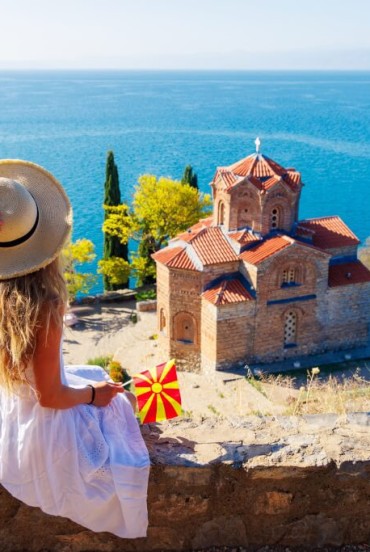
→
(152, 247, 183, 265)
(202, 278, 254, 305)
(229, 229, 262, 246)
(240, 236, 292, 265)
(263, 175, 281, 190)
(213, 153, 301, 193)
(166, 248, 198, 271)
(152, 246, 198, 271)
(285, 170, 301, 187)
(219, 169, 240, 188)
(329, 262, 370, 287)
(190, 227, 238, 265)
(228, 154, 286, 179)
(154, 227, 238, 269)
(174, 217, 214, 242)
(297, 217, 360, 249)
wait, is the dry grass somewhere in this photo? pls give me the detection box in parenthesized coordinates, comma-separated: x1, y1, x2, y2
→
(256, 367, 370, 415)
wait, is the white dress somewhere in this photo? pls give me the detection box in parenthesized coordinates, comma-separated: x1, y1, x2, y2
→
(0, 351, 150, 538)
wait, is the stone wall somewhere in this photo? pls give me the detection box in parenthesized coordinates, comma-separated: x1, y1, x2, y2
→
(1, 413, 369, 551)
(200, 283, 256, 372)
(250, 245, 330, 363)
(324, 282, 370, 350)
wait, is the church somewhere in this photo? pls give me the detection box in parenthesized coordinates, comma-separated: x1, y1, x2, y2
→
(153, 141, 370, 372)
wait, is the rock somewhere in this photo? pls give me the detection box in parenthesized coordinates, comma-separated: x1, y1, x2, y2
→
(192, 516, 248, 549)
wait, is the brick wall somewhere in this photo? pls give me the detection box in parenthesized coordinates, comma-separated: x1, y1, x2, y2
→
(200, 299, 256, 371)
(157, 263, 171, 358)
(213, 179, 301, 235)
(167, 269, 203, 369)
(324, 282, 370, 349)
(246, 245, 331, 363)
(327, 245, 358, 258)
(201, 262, 240, 289)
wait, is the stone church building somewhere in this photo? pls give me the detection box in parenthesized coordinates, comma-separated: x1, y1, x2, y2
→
(153, 145, 370, 372)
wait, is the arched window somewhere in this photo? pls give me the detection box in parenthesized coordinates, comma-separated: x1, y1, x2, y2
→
(174, 312, 196, 344)
(282, 267, 297, 286)
(270, 207, 281, 230)
(284, 311, 297, 346)
(159, 308, 167, 335)
(218, 201, 225, 225)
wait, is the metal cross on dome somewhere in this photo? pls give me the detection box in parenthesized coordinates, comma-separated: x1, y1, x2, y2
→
(255, 137, 261, 154)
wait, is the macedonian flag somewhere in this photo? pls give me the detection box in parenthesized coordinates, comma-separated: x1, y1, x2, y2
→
(132, 359, 182, 424)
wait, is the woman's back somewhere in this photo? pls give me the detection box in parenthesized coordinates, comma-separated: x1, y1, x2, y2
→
(0, 160, 150, 538)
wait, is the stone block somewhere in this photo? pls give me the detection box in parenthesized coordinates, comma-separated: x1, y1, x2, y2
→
(192, 516, 248, 549)
(283, 513, 345, 547)
(254, 491, 294, 515)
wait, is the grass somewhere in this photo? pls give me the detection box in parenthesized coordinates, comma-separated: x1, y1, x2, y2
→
(246, 376, 268, 397)
(207, 404, 221, 416)
(254, 365, 370, 415)
(285, 368, 370, 415)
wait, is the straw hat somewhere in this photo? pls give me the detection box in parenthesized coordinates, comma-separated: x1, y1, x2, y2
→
(0, 160, 72, 280)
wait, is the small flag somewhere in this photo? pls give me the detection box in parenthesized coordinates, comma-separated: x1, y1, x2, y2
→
(132, 359, 182, 424)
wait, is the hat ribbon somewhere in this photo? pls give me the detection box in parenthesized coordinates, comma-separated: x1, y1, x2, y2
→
(0, 207, 39, 248)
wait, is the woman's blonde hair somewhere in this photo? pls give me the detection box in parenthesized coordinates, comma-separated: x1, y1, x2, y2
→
(0, 257, 67, 391)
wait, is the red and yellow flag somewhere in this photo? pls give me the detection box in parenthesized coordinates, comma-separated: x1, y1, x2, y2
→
(132, 359, 182, 424)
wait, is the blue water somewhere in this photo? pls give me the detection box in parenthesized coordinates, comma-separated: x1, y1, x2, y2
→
(1, 70, 369, 292)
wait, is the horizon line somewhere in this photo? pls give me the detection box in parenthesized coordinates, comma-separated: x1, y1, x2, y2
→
(1, 67, 370, 72)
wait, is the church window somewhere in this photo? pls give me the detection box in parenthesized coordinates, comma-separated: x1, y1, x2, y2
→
(284, 311, 297, 346)
(270, 207, 280, 230)
(174, 312, 195, 344)
(218, 201, 225, 225)
(160, 308, 167, 335)
(282, 267, 297, 285)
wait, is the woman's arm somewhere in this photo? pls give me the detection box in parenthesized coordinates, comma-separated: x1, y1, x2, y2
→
(32, 312, 124, 409)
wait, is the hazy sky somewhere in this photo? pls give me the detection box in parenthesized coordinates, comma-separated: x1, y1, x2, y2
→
(1, 0, 370, 69)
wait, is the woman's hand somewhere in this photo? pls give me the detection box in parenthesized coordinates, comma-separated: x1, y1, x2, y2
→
(89, 381, 124, 407)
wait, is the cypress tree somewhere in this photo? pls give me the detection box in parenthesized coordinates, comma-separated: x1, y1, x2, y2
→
(103, 151, 128, 290)
(181, 165, 198, 190)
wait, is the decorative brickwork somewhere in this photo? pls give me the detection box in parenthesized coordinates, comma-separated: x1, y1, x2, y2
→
(153, 147, 370, 372)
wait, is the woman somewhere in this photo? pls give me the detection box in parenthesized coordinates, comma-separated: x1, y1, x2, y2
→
(0, 159, 150, 538)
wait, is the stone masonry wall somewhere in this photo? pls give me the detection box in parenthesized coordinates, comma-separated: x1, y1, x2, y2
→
(0, 413, 369, 551)
(200, 299, 218, 371)
(168, 269, 203, 369)
(156, 262, 171, 359)
(327, 245, 358, 258)
(211, 302, 255, 367)
(260, 186, 298, 235)
(251, 246, 330, 363)
(324, 282, 370, 350)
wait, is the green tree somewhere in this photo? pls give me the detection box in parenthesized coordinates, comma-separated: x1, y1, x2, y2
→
(62, 239, 97, 301)
(102, 151, 129, 291)
(102, 175, 212, 284)
(181, 165, 198, 190)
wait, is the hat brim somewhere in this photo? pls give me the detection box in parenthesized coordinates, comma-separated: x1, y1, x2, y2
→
(0, 160, 72, 280)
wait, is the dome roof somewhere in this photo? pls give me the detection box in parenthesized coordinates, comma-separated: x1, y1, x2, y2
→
(213, 151, 301, 192)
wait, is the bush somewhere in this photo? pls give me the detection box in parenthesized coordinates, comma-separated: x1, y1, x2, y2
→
(87, 355, 113, 370)
(135, 289, 157, 301)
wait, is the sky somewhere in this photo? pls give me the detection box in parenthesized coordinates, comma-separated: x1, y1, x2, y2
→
(1, 0, 370, 70)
